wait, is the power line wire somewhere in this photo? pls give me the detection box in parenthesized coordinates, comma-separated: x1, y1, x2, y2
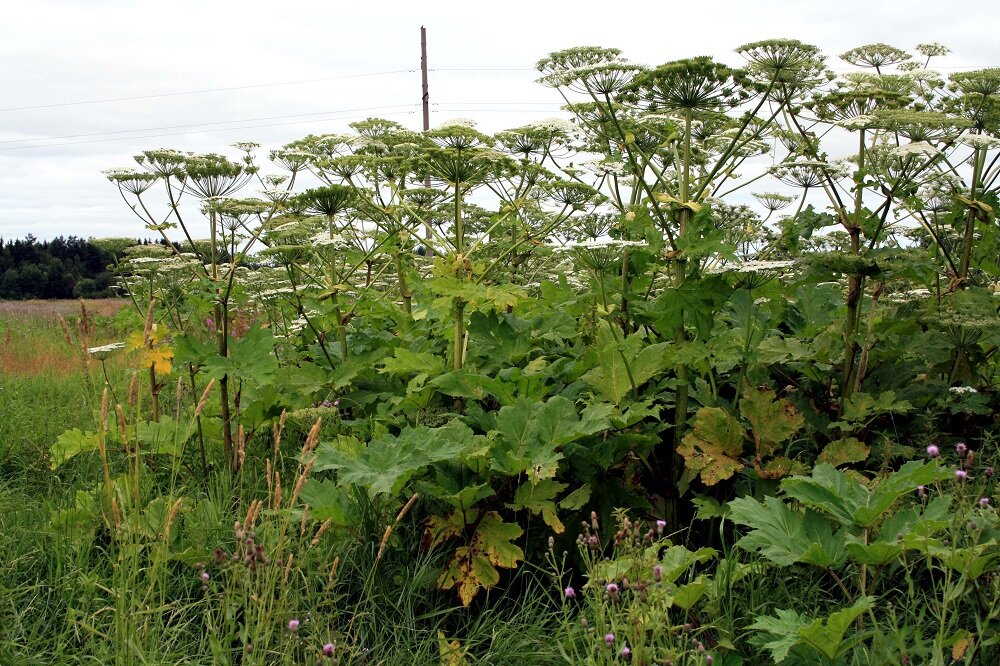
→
(0, 109, 419, 152)
(0, 104, 417, 145)
(0, 69, 414, 113)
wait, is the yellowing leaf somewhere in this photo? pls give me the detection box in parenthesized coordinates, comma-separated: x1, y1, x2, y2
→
(433, 510, 524, 606)
(818, 437, 870, 467)
(144, 346, 174, 375)
(437, 631, 468, 666)
(952, 633, 971, 660)
(678, 407, 745, 485)
(740, 387, 804, 459)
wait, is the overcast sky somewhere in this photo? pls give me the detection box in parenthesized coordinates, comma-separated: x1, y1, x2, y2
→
(1, 0, 998, 241)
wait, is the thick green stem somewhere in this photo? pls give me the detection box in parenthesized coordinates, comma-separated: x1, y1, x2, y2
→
(149, 363, 160, 423)
(453, 299, 466, 370)
(331, 293, 348, 363)
(958, 147, 983, 282)
(735, 288, 755, 408)
(214, 301, 234, 471)
(396, 252, 412, 322)
(672, 257, 689, 445)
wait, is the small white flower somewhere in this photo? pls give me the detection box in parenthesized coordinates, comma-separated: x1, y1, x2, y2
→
(949, 385, 978, 395)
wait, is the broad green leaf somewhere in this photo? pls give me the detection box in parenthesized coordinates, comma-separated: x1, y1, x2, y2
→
(50, 428, 98, 469)
(558, 485, 592, 510)
(853, 461, 952, 527)
(415, 473, 495, 510)
(798, 596, 874, 661)
(506, 479, 567, 533)
(781, 462, 951, 530)
(747, 608, 809, 663)
(430, 371, 517, 405)
(780, 464, 870, 526)
(581, 323, 639, 404)
(730, 496, 845, 568)
(381, 348, 444, 377)
(647, 274, 732, 339)
(314, 420, 483, 495)
(673, 576, 709, 610)
(467, 311, 532, 365)
(491, 396, 610, 481)
(749, 597, 874, 664)
(678, 407, 745, 485)
(756, 335, 812, 364)
(197, 325, 278, 384)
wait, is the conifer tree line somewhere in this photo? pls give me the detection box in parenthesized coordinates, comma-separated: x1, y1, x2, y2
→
(0, 236, 164, 299)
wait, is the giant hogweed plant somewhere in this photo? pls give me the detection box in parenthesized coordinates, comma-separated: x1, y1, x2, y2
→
(74, 40, 1000, 608)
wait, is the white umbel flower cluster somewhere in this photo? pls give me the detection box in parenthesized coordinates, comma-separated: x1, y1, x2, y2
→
(890, 141, 940, 158)
(960, 134, 1000, 150)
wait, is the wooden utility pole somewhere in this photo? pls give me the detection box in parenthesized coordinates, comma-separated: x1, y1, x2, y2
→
(421, 26, 430, 134)
(421, 26, 432, 240)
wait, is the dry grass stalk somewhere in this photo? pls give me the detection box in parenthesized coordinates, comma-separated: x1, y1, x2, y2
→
(310, 518, 333, 548)
(236, 425, 246, 470)
(300, 418, 322, 459)
(243, 499, 263, 533)
(57, 315, 74, 348)
(299, 504, 310, 537)
(111, 496, 121, 531)
(116, 405, 129, 454)
(283, 554, 294, 583)
(128, 373, 139, 409)
(273, 409, 288, 458)
(289, 456, 316, 508)
(141, 299, 156, 347)
(375, 493, 419, 563)
(272, 472, 283, 510)
(193, 378, 215, 418)
(328, 556, 340, 583)
(162, 498, 183, 540)
(174, 376, 184, 414)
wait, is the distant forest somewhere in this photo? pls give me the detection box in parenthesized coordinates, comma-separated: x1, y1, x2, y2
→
(0, 236, 158, 300)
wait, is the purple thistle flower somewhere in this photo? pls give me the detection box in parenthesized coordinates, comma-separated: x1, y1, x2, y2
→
(333, 399, 341, 407)
(321, 400, 332, 408)
(980, 497, 990, 508)
(621, 646, 631, 658)
(605, 582, 619, 595)
(287, 619, 300, 632)
(956, 442, 968, 455)
(564, 586, 576, 599)
(656, 519, 666, 534)
(653, 564, 663, 582)
(604, 633, 615, 644)
(323, 642, 335, 657)
(705, 656, 714, 665)
(956, 469, 968, 481)
(200, 571, 210, 582)
(926, 444, 940, 458)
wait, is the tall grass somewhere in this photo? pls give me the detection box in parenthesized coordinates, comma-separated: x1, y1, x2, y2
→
(0, 300, 566, 664)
